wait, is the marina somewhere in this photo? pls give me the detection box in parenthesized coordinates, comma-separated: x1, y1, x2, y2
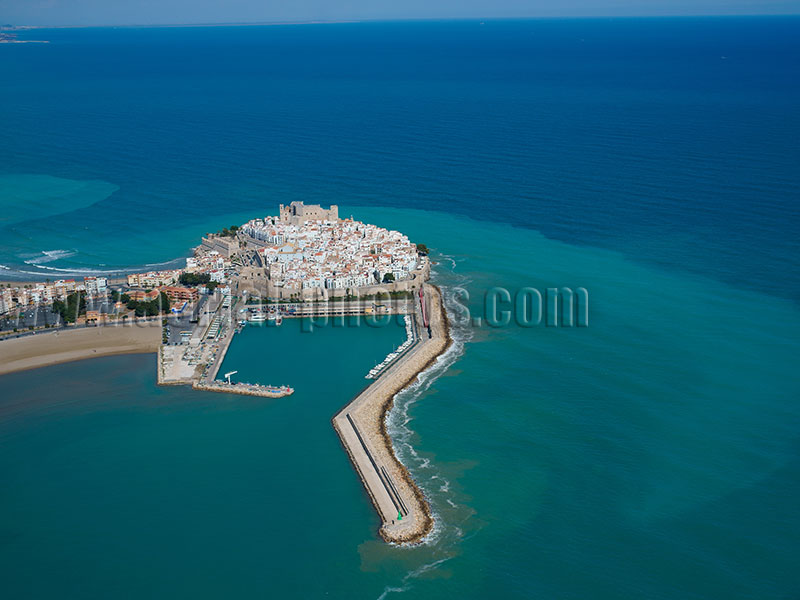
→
(365, 315, 418, 379)
(243, 307, 283, 325)
(156, 269, 446, 542)
(158, 290, 294, 397)
(214, 308, 410, 413)
(159, 287, 418, 404)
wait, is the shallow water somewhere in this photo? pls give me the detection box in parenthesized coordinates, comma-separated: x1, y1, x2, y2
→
(2, 208, 799, 598)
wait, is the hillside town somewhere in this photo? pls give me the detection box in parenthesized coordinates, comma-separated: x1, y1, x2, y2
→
(238, 202, 421, 295)
(0, 202, 428, 332)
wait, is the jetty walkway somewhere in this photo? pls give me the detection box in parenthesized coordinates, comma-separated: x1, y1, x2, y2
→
(332, 283, 451, 544)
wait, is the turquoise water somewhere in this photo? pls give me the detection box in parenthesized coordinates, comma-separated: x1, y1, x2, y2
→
(1, 18, 800, 600)
(2, 208, 799, 598)
(0, 174, 118, 228)
(217, 315, 408, 393)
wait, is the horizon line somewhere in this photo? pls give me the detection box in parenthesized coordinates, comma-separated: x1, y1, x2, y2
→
(6, 13, 800, 30)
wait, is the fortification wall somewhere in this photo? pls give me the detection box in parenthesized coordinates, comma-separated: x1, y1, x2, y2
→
(201, 236, 237, 258)
(279, 201, 339, 225)
(235, 257, 430, 302)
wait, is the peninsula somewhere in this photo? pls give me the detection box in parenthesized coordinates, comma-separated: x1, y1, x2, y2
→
(0, 202, 452, 544)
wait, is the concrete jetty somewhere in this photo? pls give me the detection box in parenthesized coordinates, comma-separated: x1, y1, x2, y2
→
(332, 283, 451, 544)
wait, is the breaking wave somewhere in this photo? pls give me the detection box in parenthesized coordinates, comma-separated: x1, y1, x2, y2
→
(145, 258, 184, 268)
(22, 249, 77, 265)
(376, 556, 456, 599)
(378, 263, 475, 597)
(22, 265, 123, 275)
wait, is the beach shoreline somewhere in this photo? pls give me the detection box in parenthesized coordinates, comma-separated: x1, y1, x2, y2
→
(0, 324, 161, 376)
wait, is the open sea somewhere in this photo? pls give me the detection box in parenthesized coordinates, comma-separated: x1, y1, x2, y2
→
(1, 17, 799, 599)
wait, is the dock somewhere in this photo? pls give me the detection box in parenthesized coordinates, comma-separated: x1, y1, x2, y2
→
(331, 283, 451, 544)
(240, 298, 412, 318)
(158, 292, 293, 397)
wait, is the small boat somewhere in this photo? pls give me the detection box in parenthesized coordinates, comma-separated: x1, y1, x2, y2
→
(266, 312, 284, 326)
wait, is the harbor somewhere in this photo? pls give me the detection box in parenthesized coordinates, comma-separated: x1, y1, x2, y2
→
(157, 290, 294, 398)
(199, 283, 449, 543)
(157, 287, 416, 401)
(158, 276, 449, 543)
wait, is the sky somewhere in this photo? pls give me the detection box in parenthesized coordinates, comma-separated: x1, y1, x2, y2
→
(1, 0, 799, 26)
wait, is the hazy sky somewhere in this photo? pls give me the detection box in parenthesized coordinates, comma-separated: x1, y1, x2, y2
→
(2, 0, 799, 26)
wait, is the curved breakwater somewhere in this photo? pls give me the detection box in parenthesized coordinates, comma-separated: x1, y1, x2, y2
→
(332, 283, 452, 544)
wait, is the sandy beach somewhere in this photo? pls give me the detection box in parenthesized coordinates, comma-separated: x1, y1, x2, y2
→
(0, 324, 161, 376)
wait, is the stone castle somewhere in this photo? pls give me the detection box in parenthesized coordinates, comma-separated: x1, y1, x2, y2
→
(279, 201, 339, 225)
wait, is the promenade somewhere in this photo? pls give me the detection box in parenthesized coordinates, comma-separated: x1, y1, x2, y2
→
(332, 283, 451, 544)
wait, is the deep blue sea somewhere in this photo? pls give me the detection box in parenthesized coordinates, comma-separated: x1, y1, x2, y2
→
(1, 18, 799, 599)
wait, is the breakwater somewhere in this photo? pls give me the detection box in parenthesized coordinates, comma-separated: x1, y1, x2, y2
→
(192, 381, 293, 398)
(332, 283, 452, 544)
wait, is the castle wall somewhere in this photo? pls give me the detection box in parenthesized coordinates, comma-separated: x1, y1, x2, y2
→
(240, 259, 429, 301)
(279, 201, 339, 225)
(201, 236, 238, 258)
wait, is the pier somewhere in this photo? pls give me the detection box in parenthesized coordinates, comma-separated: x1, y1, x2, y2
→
(364, 314, 418, 380)
(158, 292, 293, 397)
(332, 283, 451, 544)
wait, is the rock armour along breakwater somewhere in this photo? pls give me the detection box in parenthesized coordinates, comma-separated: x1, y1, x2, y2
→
(192, 381, 293, 398)
(332, 283, 452, 544)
